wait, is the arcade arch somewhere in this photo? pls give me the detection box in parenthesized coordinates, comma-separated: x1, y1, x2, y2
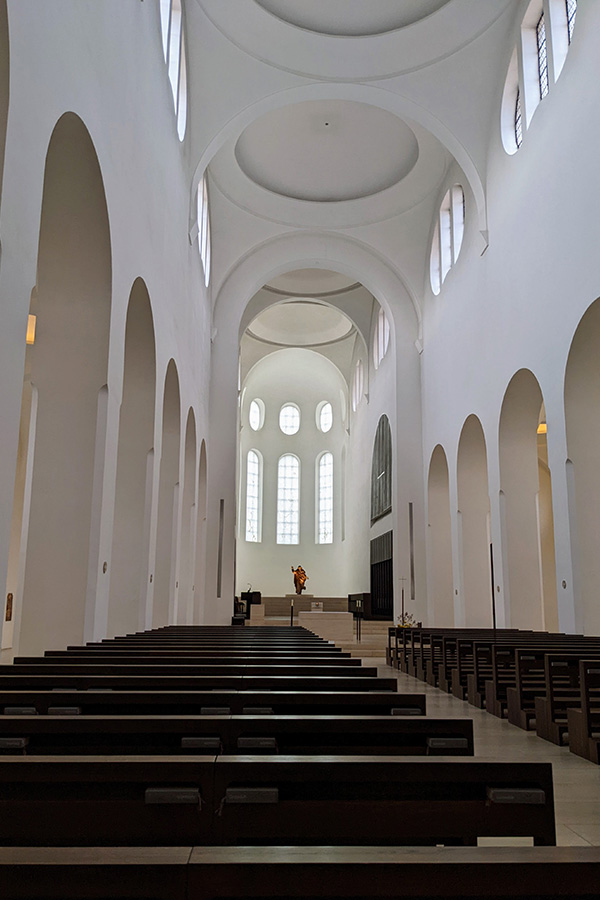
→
(14, 113, 112, 655)
(0, 0, 8, 211)
(499, 370, 558, 631)
(457, 415, 492, 627)
(153, 359, 181, 627)
(108, 279, 156, 638)
(564, 297, 600, 634)
(427, 444, 454, 626)
(177, 408, 197, 624)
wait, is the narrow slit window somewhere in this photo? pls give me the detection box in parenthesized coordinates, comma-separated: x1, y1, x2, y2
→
(537, 13, 549, 100)
(277, 455, 300, 544)
(318, 453, 334, 544)
(514, 87, 523, 149)
(197, 175, 211, 286)
(245, 450, 262, 542)
(566, 0, 577, 44)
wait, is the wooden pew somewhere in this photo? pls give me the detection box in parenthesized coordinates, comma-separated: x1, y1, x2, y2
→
(39, 651, 356, 663)
(5, 662, 374, 678)
(3, 845, 600, 900)
(0, 756, 555, 847)
(0, 847, 189, 900)
(567, 660, 600, 763)
(535, 653, 597, 745)
(188, 846, 600, 900)
(508, 648, 600, 733)
(0, 673, 399, 692)
(0, 714, 473, 757)
(212, 756, 556, 847)
(0, 688, 423, 717)
(0, 756, 216, 846)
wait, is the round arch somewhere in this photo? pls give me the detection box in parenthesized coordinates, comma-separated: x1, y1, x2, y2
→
(564, 297, 600, 634)
(427, 444, 454, 626)
(190, 82, 487, 240)
(456, 414, 492, 627)
(499, 369, 558, 631)
(153, 358, 181, 628)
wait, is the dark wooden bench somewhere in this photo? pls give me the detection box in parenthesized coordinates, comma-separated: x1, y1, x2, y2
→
(0, 673, 399, 692)
(484, 636, 589, 719)
(0, 688, 423, 717)
(0, 714, 473, 757)
(188, 845, 600, 900)
(211, 756, 555, 847)
(535, 653, 599, 745)
(567, 660, 600, 763)
(508, 648, 600, 733)
(39, 651, 355, 663)
(3, 662, 376, 678)
(0, 756, 555, 847)
(4, 845, 600, 900)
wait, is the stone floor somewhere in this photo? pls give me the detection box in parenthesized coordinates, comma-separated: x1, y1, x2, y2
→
(365, 656, 600, 847)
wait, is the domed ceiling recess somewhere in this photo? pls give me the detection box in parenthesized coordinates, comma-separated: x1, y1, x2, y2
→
(253, 0, 452, 36)
(235, 99, 419, 203)
(248, 300, 354, 348)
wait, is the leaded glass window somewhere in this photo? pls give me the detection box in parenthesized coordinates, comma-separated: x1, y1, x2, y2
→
(318, 453, 333, 544)
(318, 401, 333, 433)
(566, 0, 577, 44)
(279, 404, 300, 435)
(277, 455, 300, 544)
(537, 13, 549, 100)
(245, 450, 261, 542)
(371, 415, 392, 524)
(515, 88, 523, 149)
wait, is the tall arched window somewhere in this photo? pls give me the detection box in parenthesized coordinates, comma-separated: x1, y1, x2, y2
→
(197, 174, 211, 287)
(317, 452, 334, 544)
(373, 307, 390, 370)
(277, 454, 300, 544)
(371, 415, 392, 524)
(159, 0, 187, 141)
(352, 360, 364, 412)
(245, 450, 262, 542)
(430, 185, 465, 295)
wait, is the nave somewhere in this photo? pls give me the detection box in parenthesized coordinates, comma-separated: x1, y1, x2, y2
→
(1, 624, 600, 900)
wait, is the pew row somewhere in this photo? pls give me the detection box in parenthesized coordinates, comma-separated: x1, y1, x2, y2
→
(0, 689, 424, 717)
(0, 714, 474, 756)
(0, 756, 555, 847)
(2, 846, 600, 900)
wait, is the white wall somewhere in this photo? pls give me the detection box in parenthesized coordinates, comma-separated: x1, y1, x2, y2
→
(0, 0, 211, 652)
(421, 2, 600, 633)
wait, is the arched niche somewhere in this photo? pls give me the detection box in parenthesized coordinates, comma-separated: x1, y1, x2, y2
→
(16, 112, 112, 655)
(0, 0, 8, 210)
(564, 297, 600, 634)
(457, 415, 492, 626)
(427, 444, 454, 626)
(153, 359, 181, 627)
(194, 439, 207, 623)
(107, 279, 156, 638)
(177, 408, 197, 624)
(499, 370, 557, 630)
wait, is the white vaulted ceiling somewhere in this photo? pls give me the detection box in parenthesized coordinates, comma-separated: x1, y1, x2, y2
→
(253, 0, 452, 36)
(235, 100, 419, 203)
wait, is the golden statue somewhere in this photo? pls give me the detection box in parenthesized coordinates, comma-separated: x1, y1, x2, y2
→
(291, 565, 308, 595)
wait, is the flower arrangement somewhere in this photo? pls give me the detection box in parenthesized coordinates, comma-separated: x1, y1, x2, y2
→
(397, 612, 420, 627)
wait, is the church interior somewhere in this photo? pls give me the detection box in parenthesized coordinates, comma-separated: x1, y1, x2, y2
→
(2, 0, 600, 894)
